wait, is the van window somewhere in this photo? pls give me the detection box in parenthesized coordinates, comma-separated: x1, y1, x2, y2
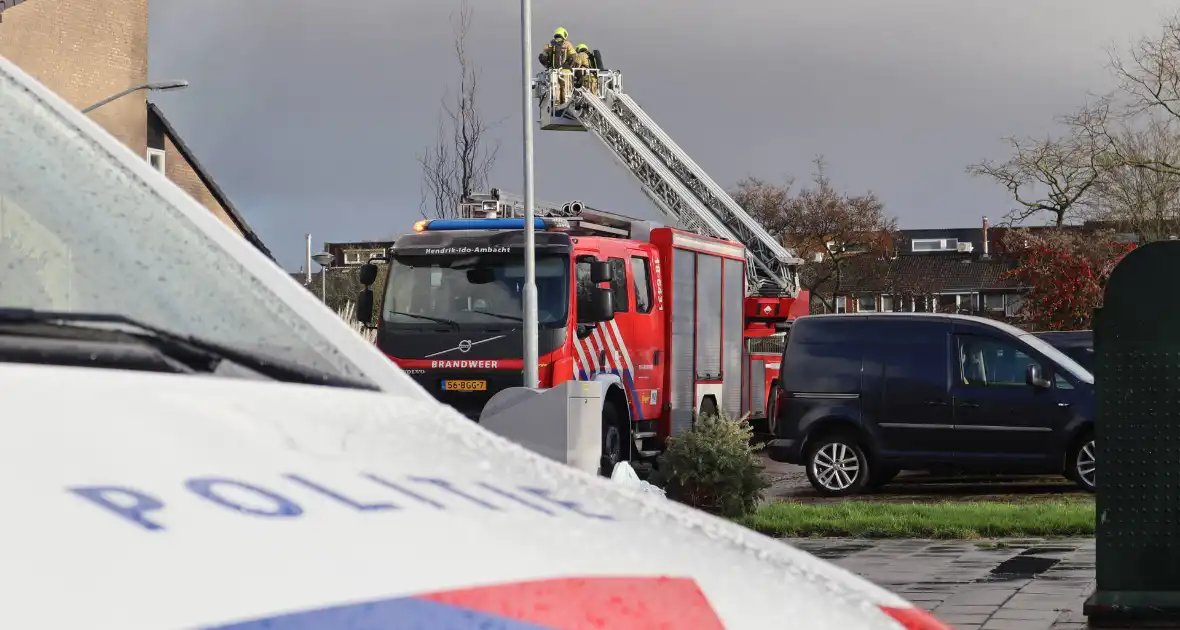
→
(956, 336, 1042, 387)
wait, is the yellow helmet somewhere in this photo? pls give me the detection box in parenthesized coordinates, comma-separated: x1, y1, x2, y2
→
(554, 27, 568, 39)
(576, 43, 588, 52)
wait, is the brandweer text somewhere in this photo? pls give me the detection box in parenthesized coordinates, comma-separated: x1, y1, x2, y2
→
(431, 360, 498, 368)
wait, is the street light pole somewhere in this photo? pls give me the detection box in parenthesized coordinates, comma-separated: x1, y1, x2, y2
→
(312, 252, 335, 303)
(81, 80, 189, 114)
(520, 0, 539, 388)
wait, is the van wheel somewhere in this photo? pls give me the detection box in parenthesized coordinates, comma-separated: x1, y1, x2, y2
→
(599, 402, 624, 477)
(805, 433, 870, 497)
(1067, 431, 1096, 493)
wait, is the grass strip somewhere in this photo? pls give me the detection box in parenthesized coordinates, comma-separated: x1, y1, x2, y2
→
(737, 499, 1095, 539)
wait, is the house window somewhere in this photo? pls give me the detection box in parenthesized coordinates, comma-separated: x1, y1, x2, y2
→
(912, 238, 958, 252)
(343, 249, 384, 265)
(857, 295, 876, 312)
(936, 294, 960, 312)
(146, 148, 165, 173)
(1004, 295, 1024, 318)
(983, 293, 1005, 312)
(835, 296, 847, 314)
(880, 295, 894, 312)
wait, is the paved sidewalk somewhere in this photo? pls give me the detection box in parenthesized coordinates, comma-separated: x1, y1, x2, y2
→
(789, 538, 1094, 630)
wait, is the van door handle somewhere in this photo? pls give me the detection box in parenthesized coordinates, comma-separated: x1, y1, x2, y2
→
(957, 401, 980, 408)
(1057, 402, 1071, 407)
(925, 400, 949, 406)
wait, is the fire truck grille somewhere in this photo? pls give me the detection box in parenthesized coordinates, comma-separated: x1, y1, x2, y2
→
(411, 370, 524, 421)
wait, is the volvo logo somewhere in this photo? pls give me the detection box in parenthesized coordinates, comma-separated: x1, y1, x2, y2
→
(424, 335, 506, 358)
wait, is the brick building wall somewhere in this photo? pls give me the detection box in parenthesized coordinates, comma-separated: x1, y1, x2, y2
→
(161, 133, 238, 231)
(0, 0, 149, 153)
(2, 0, 275, 259)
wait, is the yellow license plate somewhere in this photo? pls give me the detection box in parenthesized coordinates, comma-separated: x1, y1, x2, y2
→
(443, 379, 487, 392)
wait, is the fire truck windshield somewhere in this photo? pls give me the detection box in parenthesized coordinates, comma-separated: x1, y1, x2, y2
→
(382, 254, 570, 328)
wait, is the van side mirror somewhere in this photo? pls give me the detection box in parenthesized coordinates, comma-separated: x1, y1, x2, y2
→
(590, 261, 613, 284)
(581, 287, 614, 323)
(356, 289, 374, 325)
(1026, 364, 1051, 389)
(358, 263, 379, 287)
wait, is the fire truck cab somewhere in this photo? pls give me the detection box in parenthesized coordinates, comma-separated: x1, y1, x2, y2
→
(357, 205, 806, 475)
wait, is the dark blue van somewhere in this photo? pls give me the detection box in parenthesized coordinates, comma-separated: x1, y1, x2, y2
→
(767, 313, 1095, 496)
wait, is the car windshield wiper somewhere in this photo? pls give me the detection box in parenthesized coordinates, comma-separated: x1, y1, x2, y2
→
(386, 310, 460, 330)
(470, 310, 523, 322)
(0, 308, 377, 390)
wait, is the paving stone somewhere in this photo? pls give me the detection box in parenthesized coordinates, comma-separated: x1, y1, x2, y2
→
(945, 590, 1018, 606)
(939, 613, 992, 625)
(900, 592, 949, 602)
(936, 605, 1002, 616)
(981, 619, 1055, 630)
(991, 608, 1062, 622)
(1001, 594, 1070, 611)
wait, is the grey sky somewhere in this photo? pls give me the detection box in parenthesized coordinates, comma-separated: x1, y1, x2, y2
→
(148, 0, 1178, 270)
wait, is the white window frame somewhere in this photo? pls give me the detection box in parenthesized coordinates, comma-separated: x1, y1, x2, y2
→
(146, 148, 166, 173)
(911, 238, 958, 252)
(880, 295, 894, 312)
(343, 249, 384, 265)
(857, 295, 876, 312)
(835, 296, 847, 314)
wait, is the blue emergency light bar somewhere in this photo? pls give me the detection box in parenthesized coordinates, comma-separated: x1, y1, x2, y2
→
(414, 217, 560, 232)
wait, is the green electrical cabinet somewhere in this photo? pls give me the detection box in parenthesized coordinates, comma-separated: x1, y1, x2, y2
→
(1085, 240, 1180, 626)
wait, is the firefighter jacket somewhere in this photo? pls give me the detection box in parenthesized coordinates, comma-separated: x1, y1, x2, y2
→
(539, 39, 577, 68)
(571, 51, 593, 68)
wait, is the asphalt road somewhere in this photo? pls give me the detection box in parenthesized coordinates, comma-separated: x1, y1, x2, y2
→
(760, 453, 1086, 504)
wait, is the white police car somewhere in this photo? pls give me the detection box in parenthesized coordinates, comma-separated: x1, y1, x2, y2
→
(0, 55, 949, 630)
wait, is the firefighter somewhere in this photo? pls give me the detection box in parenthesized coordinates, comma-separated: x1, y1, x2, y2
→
(572, 43, 598, 96)
(539, 27, 576, 105)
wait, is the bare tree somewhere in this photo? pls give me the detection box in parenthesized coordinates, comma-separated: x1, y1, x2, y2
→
(734, 158, 897, 313)
(966, 125, 1105, 227)
(418, 0, 500, 219)
(1081, 116, 1180, 240)
(1110, 14, 1180, 130)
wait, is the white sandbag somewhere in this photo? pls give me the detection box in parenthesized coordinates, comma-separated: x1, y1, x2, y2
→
(610, 462, 666, 497)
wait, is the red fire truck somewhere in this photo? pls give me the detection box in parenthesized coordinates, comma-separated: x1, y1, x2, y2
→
(358, 61, 809, 473)
(356, 202, 807, 473)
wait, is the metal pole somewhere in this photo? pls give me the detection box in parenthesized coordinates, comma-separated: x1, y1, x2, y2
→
(81, 80, 188, 114)
(321, 266, 328, 302)
(520, 0, 539, 388)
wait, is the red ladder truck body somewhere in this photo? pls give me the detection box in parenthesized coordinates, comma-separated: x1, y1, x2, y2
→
(361, 203, 807, 469)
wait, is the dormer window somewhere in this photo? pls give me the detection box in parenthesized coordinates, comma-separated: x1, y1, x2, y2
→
(911, 238, 958, 252)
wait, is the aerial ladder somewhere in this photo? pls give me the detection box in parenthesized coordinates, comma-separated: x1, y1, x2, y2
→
(532, 64, 804, 298)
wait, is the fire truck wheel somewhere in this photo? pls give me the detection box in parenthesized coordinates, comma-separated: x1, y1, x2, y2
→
(599, 402, 624, 477)
(804, 432, 870, 497)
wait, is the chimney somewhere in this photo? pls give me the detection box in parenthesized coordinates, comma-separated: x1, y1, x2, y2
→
(981, 217, 990, 259)
(305, 233, 313, 283)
